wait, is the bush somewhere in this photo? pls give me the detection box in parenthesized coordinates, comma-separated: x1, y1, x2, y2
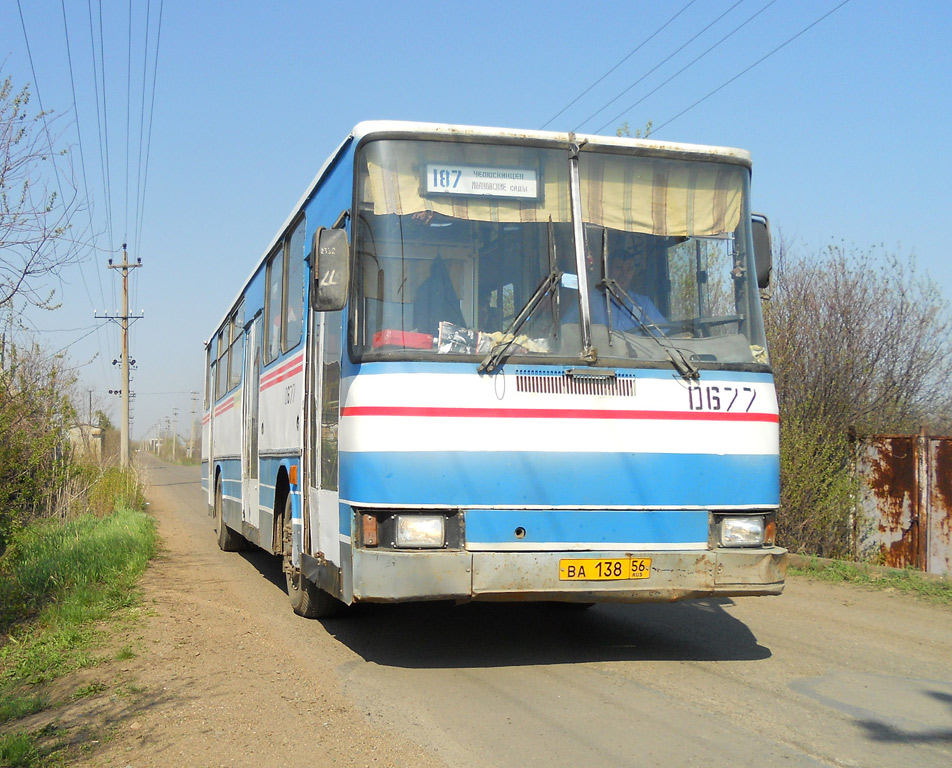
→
(0, 343, 75, 553)
(765, 241, 952, 555)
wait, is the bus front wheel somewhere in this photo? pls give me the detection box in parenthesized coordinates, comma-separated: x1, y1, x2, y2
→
(282, 494, 341, 618)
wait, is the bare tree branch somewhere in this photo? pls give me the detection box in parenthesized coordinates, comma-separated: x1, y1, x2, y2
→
(0, 74, 87, 311)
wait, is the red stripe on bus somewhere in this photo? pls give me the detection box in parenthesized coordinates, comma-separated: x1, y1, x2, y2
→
(260, 353, 305, 387)
(214, 399, 235, 417)
(260, 363, 303, 392)
(340, 405, 778, 423)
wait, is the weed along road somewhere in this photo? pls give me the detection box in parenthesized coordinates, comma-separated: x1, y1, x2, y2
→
(118, 455, 952, 768)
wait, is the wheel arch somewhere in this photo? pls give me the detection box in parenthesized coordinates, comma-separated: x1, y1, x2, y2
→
(272, 465, 291, 553)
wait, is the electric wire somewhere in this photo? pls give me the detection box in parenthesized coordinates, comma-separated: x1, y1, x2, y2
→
(13, 2, 160, 433)
(539, 0, 699, 130)
(135, 0, 164, 263)
(60, 0, 107, 314)
(97, 0, 116, 253)
(51, 324, 105, 357)
(573, 0, 745, 132)
(593, 0, 781, 134)
(124, 0, 132, 242)
(17, 0, 110, 387)
(15, 0, 67, 207)
(133, 0, 153, 261)
(650, 0, 853, 135)
(86, 0, 111, 249)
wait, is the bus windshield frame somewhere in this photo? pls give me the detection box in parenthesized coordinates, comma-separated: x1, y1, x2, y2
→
(350, 135, 769, 372)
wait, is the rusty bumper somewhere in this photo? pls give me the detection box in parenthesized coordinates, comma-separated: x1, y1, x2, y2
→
(350, 547, 787, 604)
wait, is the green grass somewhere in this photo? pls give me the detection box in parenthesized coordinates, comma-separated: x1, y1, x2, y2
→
(0, 462, 153, 768)
(790, 558, 952, 606)
(0, 505, 156, 633)
(0, 505, 156, 767)
(0, 696, 47, 726)
(0, 731, 41, 768)
(69, 681, 108, 701)
(115, 645, 136, 661)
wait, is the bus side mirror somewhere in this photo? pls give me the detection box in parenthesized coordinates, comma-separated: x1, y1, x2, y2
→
(312, 227, 350, 312)
(751, 213, 772, 290)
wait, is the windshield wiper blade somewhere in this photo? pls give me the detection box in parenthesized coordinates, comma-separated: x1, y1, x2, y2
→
(478, 269, 562, 374)
(601, 278, 699, 380)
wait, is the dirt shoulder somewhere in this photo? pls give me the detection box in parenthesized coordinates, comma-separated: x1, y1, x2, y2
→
(66, 458, 443, 768)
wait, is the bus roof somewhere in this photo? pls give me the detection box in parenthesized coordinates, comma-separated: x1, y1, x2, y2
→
(350, 120, 752, 166)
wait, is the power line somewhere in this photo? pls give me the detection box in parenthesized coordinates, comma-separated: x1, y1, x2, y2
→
(651, 0, 854, 135)
(51, 324, 106, 357)
(573, 0, 745, 132)
(135, 0, 163, 262)
(539, 0, 699, 130)
(593, 0, 781, 134)
(60, 0, 107, 309)
(18, 0, 110, 383)
(133, 0, 153, 260)
(124, 0, 133, 241)
(96, 0, 116, 253)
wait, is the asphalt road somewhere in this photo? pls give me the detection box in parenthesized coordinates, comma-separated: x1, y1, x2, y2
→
(139, 456, 952, 768)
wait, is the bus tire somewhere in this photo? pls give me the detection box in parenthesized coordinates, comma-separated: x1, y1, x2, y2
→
(215, 475, 245, 552)
(282, 494, 341, 618)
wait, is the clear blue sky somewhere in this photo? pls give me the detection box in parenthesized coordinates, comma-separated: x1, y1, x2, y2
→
(2, 0, 950, 439)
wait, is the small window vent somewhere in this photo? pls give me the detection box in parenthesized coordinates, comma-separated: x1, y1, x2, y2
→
(515, 368, 636, 397)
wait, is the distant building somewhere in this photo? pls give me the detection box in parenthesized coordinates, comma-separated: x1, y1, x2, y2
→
(68, 424, 103, 461)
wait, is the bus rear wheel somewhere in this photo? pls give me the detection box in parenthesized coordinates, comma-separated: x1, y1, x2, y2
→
(282, 494, 341, 618)
(215, 475, 245, 552)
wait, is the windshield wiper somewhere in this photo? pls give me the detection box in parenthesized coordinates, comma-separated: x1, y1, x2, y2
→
(478, 268, 562, 374)
(601, 278, 699, 380)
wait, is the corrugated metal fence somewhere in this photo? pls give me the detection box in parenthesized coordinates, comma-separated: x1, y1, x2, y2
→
(855, 435, 952, 576)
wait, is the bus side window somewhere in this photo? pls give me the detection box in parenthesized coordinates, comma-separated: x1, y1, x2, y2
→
(265, 247, 284, 363)
(216, 329, 227, 400)
(204, 346, 211, 410)
(229, 304, 244, 390)
(284, 219, 305, 352)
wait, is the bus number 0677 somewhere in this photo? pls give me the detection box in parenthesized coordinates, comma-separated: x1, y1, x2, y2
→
(687, 385, 756, 412)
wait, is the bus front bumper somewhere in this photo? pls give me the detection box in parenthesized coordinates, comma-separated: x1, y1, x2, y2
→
(348, 547, 787, 604)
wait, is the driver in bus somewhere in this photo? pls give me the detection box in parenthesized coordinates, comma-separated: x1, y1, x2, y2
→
(565, 231, 665, 332)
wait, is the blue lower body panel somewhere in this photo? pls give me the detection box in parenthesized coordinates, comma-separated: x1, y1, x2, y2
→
(340, 451, 779, 508)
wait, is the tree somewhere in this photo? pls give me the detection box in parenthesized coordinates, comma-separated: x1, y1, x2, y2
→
(764, 239, 952, 555)
(0, 339, 76, 551)
(0, 73, 84, 312)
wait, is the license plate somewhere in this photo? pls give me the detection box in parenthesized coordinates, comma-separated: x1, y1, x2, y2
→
(558, 557, 652, 581)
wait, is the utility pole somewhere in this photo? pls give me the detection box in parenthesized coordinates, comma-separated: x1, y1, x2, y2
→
(104, 244, 142, 468)
(189, 391, 199, 459)
(171, 407, 179, 461)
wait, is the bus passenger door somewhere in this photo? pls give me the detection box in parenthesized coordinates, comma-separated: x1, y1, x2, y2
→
(305, 307, 322, 554)
(241, 313, 262, 532)
(306, 309, 342, 570)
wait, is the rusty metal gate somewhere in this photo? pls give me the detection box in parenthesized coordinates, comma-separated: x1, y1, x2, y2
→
(855, 435, 952, 576)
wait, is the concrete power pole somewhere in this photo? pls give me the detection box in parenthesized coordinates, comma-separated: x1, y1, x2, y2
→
(189, 391, 199, 459)
(171, 407, 179, 461)
(107, 245, 142, 468)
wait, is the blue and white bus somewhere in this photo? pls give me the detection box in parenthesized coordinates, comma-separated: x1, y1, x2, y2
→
(202, 121, 785, 617)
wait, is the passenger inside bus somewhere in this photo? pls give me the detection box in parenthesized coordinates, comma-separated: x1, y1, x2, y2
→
(413, 256, 464, 336)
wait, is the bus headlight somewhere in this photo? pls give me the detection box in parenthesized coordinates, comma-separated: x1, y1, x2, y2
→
(719, 516, 766, 547)
(394, 515, 445, 548)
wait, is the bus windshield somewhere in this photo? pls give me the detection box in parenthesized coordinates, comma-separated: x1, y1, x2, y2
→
(352, 137, 768, 368)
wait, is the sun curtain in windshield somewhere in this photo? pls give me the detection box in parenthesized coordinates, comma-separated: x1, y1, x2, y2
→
(351, 138, 768, 368)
